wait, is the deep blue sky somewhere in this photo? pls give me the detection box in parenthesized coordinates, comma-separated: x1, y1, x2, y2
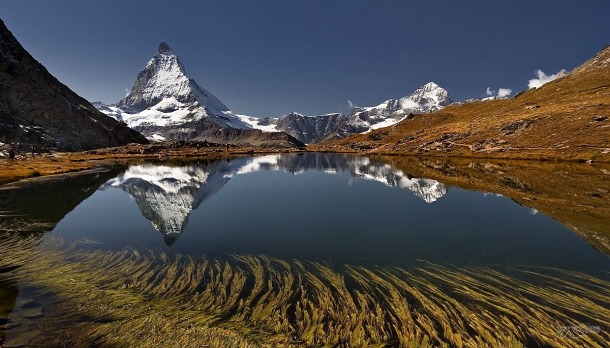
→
(2, 1, 609, 117)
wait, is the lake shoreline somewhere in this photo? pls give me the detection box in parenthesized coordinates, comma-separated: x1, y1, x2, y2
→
(0, 142, 303, 186)
(2, 142, 610, 187)
(307, 144, 610, 163)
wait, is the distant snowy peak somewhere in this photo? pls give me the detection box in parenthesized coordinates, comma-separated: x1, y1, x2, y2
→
(235, 82, 454, 143)
(346, 82, 453, 133)
(362, 81, 453, 116)
(400, 82, 453, 111)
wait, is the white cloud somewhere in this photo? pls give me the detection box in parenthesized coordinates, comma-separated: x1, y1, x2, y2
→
(347, 100, 357, 109)
(484, 87, 512, 99)
(527, 69, 568, 89)
(497, 88, 512, 98)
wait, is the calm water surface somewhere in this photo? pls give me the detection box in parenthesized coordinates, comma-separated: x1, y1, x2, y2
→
(37, 153, 609, 273)
(1, 153, 610, 346)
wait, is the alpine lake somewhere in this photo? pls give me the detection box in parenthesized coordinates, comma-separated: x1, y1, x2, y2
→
(0, 153, 609, 347)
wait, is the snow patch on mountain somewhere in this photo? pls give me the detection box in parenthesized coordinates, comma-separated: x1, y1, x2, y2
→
(236, 114, 278, 133)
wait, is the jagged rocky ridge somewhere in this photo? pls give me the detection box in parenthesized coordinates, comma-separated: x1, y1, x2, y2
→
(238, 82, 454, 144)
(0, 19, 148, 150)
(102, 153, 447, 244)
(95, 42, 302, 148)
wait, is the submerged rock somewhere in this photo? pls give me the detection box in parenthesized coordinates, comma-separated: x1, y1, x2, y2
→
(0, 318, 20, 330)
(15, 299, 38, 309)
(21, 307, 42, 319)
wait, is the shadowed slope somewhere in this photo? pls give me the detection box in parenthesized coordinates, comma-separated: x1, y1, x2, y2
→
(0, 20, 148, 150)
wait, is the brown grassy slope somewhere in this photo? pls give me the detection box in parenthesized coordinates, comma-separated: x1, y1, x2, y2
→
(311, 46, 610, 161)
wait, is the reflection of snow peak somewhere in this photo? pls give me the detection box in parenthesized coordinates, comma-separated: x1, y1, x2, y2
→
(351, 159, 447, 203)
(236, 154, 281, 175)
(108, 165, 208, 193)
(104, 164, 211, 243)
(102, 154, 447, 245)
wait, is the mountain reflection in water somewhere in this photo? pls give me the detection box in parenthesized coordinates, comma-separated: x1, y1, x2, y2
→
(1, 154, 609, 347)
(102, 154, 448, 245)
(1, 153, 608, 270)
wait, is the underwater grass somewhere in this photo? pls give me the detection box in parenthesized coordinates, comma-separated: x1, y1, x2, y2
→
(0, 234, 608, 347)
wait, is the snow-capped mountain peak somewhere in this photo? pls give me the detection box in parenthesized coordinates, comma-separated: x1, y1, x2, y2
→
(399, 82, 453, 111)
(96, 41, 249, 140)
(343, 82, 454, 135)
(118, 41, 230, 115)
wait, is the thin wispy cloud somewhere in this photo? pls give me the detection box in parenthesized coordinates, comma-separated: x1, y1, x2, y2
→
(485, 87, 494, 96)
(528, 69, 567, 89)
(347, 100, 357, 109)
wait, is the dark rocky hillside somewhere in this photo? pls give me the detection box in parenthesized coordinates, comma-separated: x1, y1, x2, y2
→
(0, 19, 148, 150)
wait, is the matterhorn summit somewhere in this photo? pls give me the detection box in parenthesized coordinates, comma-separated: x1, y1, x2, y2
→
(96, 42, 252, 141)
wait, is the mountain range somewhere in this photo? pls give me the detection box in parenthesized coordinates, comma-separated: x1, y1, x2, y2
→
(94, 42, 302, 148)
(238, 81, 454, 144)
(3, 14, 606, 158)
(96, 41, 455, 145)
(0, 17, 461, 150)
(0, 19, 147, 150)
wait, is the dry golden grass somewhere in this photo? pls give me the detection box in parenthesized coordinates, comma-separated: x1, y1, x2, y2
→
(0, 153, 95, 185)
(1, 234, 608, 347)
(310, 47, 610, 162)
(0, 143, 302, 185)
